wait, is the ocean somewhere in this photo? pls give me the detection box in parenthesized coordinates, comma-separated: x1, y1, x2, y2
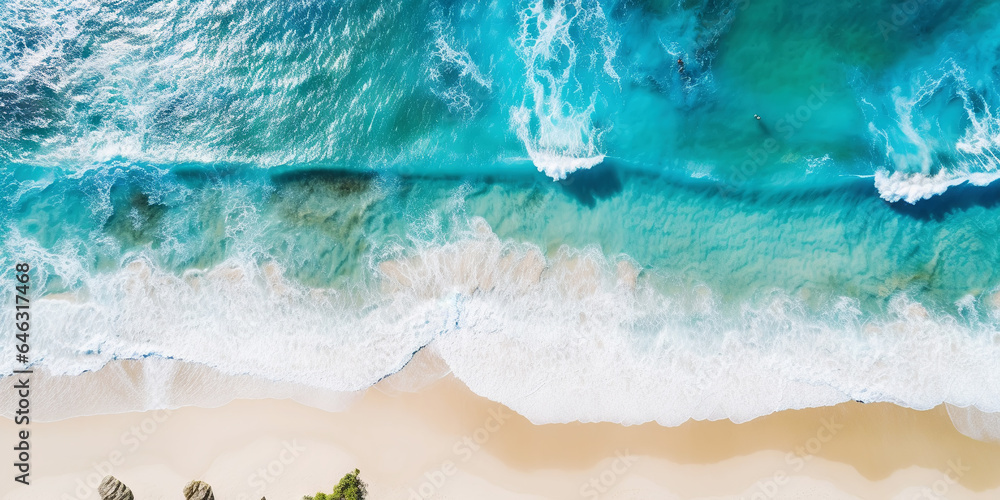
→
(2, 0, 1000, 425)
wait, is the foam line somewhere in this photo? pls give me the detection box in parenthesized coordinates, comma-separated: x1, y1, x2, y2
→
(4, 219, 1000, 428)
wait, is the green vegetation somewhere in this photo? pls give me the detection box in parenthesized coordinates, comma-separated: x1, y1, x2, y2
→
(304, 469, 367, 500)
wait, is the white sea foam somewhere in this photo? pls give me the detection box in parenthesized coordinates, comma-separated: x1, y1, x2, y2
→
(437, 281, 1000, 425)
(517, 147, 606, 180)
(0, 0, 96, 85)
(510, 0, 616, 180)
(426, 20, 492, 115)
(872, 61, 1000, 203)
(872, 169, 1000, 204)
(946, 405, 1000, 444)
(0, 249, 437, 393)
(4, 218, 1000, 430)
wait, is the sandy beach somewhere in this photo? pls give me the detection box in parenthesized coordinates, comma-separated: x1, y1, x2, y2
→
(7, 1, 1000, 499)
(2, 352, 1000, 500)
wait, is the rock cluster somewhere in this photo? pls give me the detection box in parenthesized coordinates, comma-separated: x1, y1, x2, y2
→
(98, 476, 263, 500)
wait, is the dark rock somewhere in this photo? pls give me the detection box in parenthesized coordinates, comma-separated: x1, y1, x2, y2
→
(183, 480, 215, 500)
(98, 476, 134, 500)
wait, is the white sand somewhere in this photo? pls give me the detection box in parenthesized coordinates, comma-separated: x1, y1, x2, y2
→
(2, 354, 1000, 500)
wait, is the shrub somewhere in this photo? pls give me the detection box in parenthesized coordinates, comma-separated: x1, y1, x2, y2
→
(304, 469, 367, 500)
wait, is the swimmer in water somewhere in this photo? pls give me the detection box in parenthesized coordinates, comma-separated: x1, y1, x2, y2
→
(677, 58, 684, 73)
(754, 114, 761, 120)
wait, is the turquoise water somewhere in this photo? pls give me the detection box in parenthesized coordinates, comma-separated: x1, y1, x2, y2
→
(2, 0, 1000, 423)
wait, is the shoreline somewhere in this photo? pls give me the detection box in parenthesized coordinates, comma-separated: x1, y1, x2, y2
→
(2, 355, 1000, 499)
